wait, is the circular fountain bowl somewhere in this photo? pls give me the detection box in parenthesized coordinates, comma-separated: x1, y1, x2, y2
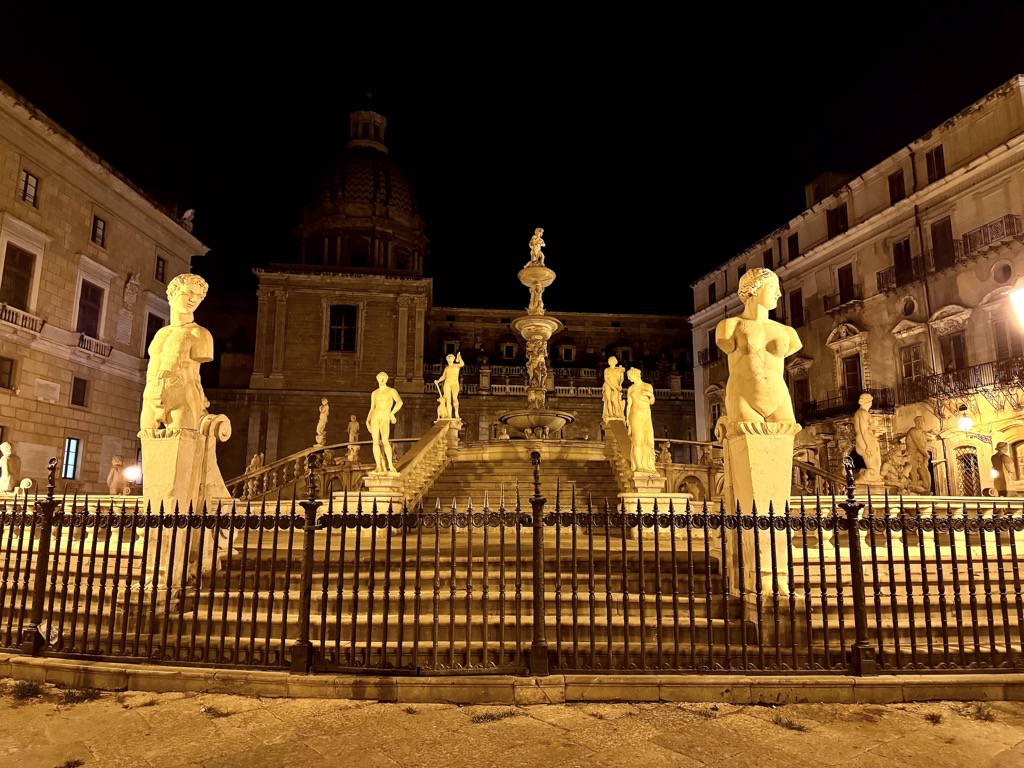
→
(499, 409, 575, 436)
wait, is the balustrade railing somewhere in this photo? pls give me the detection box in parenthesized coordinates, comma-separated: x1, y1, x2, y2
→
(0, 303, 45, 333)
(77, 334, 113, 357)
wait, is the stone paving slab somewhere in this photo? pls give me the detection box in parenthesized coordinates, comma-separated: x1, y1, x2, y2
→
(3, 686, 1024, 768)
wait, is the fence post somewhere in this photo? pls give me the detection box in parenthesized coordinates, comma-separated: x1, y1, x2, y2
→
(21, 458, 59, 656)
(290, 453, 322, 674)
(839, 456, 877, 676)
(528, 450, 550, 676)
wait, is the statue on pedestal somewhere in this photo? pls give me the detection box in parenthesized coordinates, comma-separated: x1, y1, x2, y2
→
(526, 227, 546, 267)
(602, 356, 625, 422)
(315, 398, 329, 447)
(853, 393, 882, 483)
(107, 456, 125, 495)
(366, 371, 403, 476)
(434, 352, 464, 420)
(625, 367, 657, 474)
(0, 442, 21, 493)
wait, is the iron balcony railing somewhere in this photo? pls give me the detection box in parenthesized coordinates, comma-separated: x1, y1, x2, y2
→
(823, 285, 863, 312)
(801, 387, 895, 422)
(899, 356, 1024, 403)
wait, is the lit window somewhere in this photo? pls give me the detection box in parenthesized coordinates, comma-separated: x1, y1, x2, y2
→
(61, 437, 81, 480)
(17, 170, 39, 206)
(155, 256, 167, 283)
(91, 215, 106, 247)
(900, 344, 924, 380)
(327, 304, 357, 352)
(71, 377, 88, 407)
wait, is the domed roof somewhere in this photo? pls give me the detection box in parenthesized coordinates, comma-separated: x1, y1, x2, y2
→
(302, 109, 420, 226)
(309, 145, 418, 217)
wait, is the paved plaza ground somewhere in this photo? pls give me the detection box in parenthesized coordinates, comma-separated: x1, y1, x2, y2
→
(2, 680, 1024, 768)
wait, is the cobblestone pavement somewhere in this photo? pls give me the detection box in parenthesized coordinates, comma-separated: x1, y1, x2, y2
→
(2, 682, 1024, 768)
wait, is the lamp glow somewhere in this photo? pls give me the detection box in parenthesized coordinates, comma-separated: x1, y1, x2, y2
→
(957, 405, 973, 432)
(123, 464, 142, 483)
(1011, 286, 1024, 329)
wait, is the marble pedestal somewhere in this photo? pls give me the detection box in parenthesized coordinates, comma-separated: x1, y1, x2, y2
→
(358, 472, 405, 511)
(722, 422, 801, 599)
(139, 414, 232, 590)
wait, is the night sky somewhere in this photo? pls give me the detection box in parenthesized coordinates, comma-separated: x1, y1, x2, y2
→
(2, 5, 1024, 317)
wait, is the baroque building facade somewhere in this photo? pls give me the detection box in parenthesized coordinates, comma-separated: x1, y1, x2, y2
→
(0, 80, 206, 493)
(204, 108, 695, 480)
(690, 74, 1024, 497)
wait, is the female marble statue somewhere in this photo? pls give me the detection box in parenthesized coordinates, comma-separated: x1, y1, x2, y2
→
(625, 367, 657, 473)
(715, 268, 802, 426)
(854, 392, 882, 480)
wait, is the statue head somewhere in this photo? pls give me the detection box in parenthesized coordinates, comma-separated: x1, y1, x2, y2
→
(859, 393, 873, 408)
(626, 367, 642, 383)
(446, 354, 455, 364)
(166, 273, 209, 303)
(997, 441, 1009, 453)
(0, 442, 10, 456)
(608, 356, 618, 367)
(376, 371, 389, 385)
(737, 268, 779, 302)
(110, 455, 123, 468)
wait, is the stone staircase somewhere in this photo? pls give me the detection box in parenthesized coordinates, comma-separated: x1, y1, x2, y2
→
(420, 440, 623, 511)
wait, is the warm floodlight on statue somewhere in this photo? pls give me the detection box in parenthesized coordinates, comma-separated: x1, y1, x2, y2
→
(1010, 285, 1024, 330)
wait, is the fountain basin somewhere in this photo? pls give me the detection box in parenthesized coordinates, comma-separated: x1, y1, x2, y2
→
(499, 409, 575, 437)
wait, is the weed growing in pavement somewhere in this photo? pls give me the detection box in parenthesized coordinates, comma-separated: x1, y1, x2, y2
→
(200, 705, 232, 718)
(924, 712, 943, 725)
(771, 713, 808, 732)
(5, 680, 44, 701)
(140, 698, 159, 707)
(955, 703, 995, 722)
(404, 706, 417, 714)
(55, 760, 85, 768)
(471, 709, 519, 724)
(57, 688, 102, 705)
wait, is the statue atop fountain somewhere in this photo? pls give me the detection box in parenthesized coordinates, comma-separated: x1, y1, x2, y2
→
(498, 228, 575, 440)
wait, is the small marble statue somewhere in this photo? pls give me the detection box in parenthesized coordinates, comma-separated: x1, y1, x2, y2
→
(625, 367, 657, 473)
(244, 452, 263, 497)
(0, 442, 20, 493)
(992, 441, 1015, 497)
(346, 415, 361, 462)
(497, 426, 510, 440)
(715, 268, 802, 427)
(435, 351, 464, 420)
(657, 441, 672, 466)
(436, 394, 451, 420)
(528, 281, 545, 314)
(315, 398, 329, 447)
(180, 208, 195, 233)
(602, 356, 626, 422)
(107, 456, 125, 495)
(854, 392, 882, 481)
(905, 416, 931, 491)
(366, 372, 404, 475)
(140, 273, 213, 432)
(526, 227, 545, 267)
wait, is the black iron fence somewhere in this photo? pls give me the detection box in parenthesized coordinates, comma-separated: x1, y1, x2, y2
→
(2, 456, 1023, 677)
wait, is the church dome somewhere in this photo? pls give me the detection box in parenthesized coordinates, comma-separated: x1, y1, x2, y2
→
(295, 108, 427, 275)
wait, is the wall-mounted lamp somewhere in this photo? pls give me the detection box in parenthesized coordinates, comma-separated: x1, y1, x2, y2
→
(123, 464, 142, 485)
(957, 404, 974, 432)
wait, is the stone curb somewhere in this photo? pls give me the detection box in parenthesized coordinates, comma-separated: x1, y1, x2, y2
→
(1, 653, 1021, 705)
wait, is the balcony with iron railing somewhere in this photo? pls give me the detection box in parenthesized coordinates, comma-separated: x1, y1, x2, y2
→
(898, 355, 1024, 403)
(876, 214, 1022, 294)
(823, 285, 863, 313)
(800, 386, 895, 423)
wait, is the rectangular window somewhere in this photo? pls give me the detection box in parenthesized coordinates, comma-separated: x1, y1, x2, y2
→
(827, 203, 849, 239)
(502, 343, 516, 359)
(709, 401, 723, 441)
(155, 256, 167, 283)
(842, 355, 863, 402)
(145, 313, 165, 358)
(940, 331, 967, 372)
(707, 282, 716, 305)
(837, 264, 855, 305)
(789, 288, 804, 328)
(901, 343, 925, 380)
(61, 437, 81, 480)
(737, 266, 746, 285)
(76, 279, 104, 338)
(91, 215, 106, 247)
(926, 145, 946, 184)
(327, 304, 357, 352)
(993, 317, 1024, 360)
(787, 233, 799, 262)
(0, 243, 35, 311)
(0, 356, 13, 389)
(70, 376, 88, 407)
(17, 169, 39, 206)
(558, 347, 575, 362)
(931, 216, 956, 270)
(793, 378, 810, 420)
(706, 329, 718, 362)
(762, 250, 773, 269)
(888, 170, 906, 205)
(894, 238, 913, 286)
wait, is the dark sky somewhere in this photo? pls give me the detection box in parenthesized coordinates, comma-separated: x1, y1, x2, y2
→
(3, 5, 1024, 317)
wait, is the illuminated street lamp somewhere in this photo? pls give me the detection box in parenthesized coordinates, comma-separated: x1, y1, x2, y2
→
(957, 404, 973, 432)
(123, 464, 142, 490)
